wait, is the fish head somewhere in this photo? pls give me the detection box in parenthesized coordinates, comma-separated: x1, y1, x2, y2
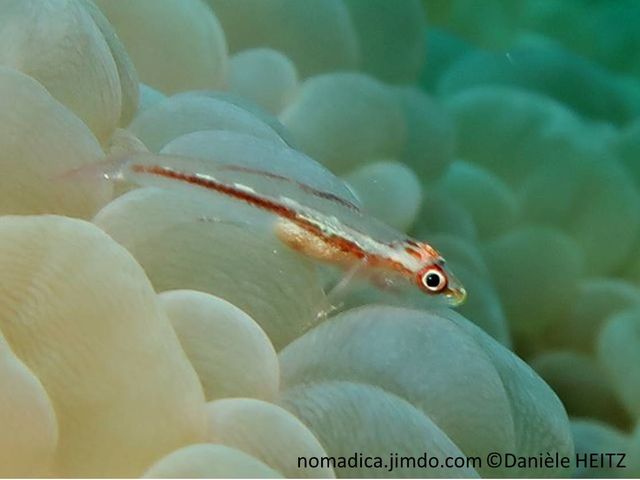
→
(414, 255, 467, 306)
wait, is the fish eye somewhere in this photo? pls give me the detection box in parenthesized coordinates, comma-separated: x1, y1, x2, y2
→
(420, 268, 447, 293)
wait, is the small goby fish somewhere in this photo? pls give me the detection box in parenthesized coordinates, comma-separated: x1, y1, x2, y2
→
(91, 153, 467, 306)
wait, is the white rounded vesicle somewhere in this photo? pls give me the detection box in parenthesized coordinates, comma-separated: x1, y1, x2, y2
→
(0, 66, 112, 218)
(0, 334, 58, 477)
(142, 444, 282, 478)
(437, 309, 574, 477)
(205, 398, 334, 478)
(0, 0, 126, 143)
(281, 73, 406, 173)
(229, 48, 299, 114)
(279, 306, 515, 476)
(280, 381, 478, 478)
(280, 306, 573, 477)
(343, 160, 422, 231)
(208, 0, 359, 77)
(93, 187, 327, 350)
(96, 0, 228, 94)
(413, 189, 477, 241)
(0, 215, 207, 476)
(159, 290, 279, 402)
(129, 94, 284, 152)
(79, 0, 140, 127)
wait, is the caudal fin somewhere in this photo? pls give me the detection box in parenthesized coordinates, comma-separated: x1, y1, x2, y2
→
(56, 152, 133, 183)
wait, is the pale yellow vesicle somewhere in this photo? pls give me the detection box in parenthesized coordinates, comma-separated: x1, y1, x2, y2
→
(205, 398, 335, 478)
(0, 215, 206, 476)
(0, 66, 112, 218)
(159, 289, 279, 402)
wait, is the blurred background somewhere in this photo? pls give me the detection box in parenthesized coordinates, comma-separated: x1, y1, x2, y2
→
(2, 0, 640, 477)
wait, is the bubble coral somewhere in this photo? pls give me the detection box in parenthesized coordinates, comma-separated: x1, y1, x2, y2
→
(279, 306, 573, 477)
(281, 381, 478, 478)
(142, 444, 282, 478)
(93, 186, 326, 350)
(342, 0, 426, 84)
(207, 0, 359, 77)
(229, 48, 299, 115)
(0, 216, 206, 476)
(0, 0, 138, 143)
(0, 329, 57, 477)
(3, 0, 634, 476)
(205, 398, 334, 478)
(159, 289, 279, 402)
(281, 73, 406, 173)
(597, 309, 640, 420)
(0, 66, 111, 218)
(439, 38, 637, 124)
(343, 161, 422, 232)
(571, 420, 630, 478)
(95, 0, 227, 94)
(129, 93, 285, 153)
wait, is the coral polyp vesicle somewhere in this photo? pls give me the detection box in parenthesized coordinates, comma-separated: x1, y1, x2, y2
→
(1, 0, 639, 477)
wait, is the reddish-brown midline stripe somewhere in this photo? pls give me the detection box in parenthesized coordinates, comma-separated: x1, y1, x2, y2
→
(216, 164, 362, 212)
(131, 165, 361, 255)
(132, 164, 413, 276)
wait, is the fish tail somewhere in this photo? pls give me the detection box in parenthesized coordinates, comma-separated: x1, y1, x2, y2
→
(56, 152, 133, 183)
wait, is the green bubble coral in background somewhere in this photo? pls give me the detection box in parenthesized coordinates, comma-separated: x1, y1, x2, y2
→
(483, 227, 584, 349)
(444, 85, 587, 186)
(419, 27, 475, 91)
(436, 161, 518, 240)
(571, 420, 630, 479)
(439, 37, 638, 124)
(426, 0, 523, 50)
(518, 155, 640, 274)
(549, 278, 640, 354)
(4, 0, 640, 476)
(392, 86, 456, 183)
(597, 309, 640, 421)
(531, 351, 630, 429)
(342, 0, 426, 84)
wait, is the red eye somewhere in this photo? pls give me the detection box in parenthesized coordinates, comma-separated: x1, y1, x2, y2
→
(419, 267, 447, 293)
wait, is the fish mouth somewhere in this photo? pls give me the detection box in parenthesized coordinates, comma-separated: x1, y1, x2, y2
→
(445, 286, 467, 306)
